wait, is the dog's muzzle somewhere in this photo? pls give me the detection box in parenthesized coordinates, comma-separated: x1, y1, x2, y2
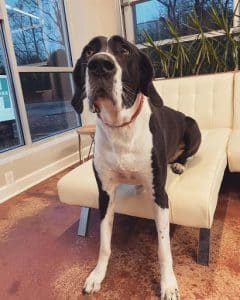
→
(87, 54, 116, 113)
(88, 54, 116, 78)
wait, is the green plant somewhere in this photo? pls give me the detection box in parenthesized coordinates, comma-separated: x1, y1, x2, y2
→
(165, 19, 191, 77)
(143, 31, 171, 77)
(209, 3, 240, 70)
(188, 10, 221, 74)
(143, 24, 192, 78)
(143, 1, 240, 78)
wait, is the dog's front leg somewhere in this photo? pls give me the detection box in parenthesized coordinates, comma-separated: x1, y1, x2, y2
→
(83, 184, 116, 294)
(153, 200, 179, 300)
(147, 151, 180, 299)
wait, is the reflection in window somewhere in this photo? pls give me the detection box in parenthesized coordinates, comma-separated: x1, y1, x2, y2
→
(20, 72, 80, 141)
(133, 0, 233, 44)
(0, 28, 23, 153)
(6, 0, 71, 67)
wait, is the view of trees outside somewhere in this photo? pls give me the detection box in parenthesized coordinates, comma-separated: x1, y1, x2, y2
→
(2, 0, 80, 143)
(134, 0, 233, 43)
(6, 0, 70, 66)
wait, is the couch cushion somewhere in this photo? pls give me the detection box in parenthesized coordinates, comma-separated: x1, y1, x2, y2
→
(58, 129, 230, 229)
(227, 72, 240, 172)
(233, 71, 240, 129)
(228, 130, 240, 172)
(153, 73, 234, 130)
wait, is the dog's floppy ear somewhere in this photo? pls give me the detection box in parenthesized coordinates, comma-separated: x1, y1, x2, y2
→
(139, 51, 154, 95)
(139, 51, 163, 107)
(71, 55, 87, 114)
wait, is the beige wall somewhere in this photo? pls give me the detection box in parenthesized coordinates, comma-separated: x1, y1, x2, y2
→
(64, 0, 122, 125)
(65, 0, 122, 63)
(0, 132, 80, 202)
(0, 0, 122, 202)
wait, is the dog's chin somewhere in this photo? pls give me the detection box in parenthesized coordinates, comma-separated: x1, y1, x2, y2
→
(88, 88, 114, 113)
(88, 87, 114, 113)
(89, 96, 115, 113)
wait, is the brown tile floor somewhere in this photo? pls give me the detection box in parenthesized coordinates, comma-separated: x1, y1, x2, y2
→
(0, 165, 239, 300)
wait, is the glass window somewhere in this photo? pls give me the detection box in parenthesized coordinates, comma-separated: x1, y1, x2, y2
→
(133, 0, 234, 44)
(19, 72, 80, 141)
(0, 27, 24, 153)
(6, 0, 72, 67)
(4, 0, 79, 144)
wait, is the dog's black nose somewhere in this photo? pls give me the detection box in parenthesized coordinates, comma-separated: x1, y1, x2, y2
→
(88, 54, 115, 77)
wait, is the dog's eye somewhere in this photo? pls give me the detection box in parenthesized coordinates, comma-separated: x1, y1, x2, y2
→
(120, 46, 130, 56)
(86, 48, 94, 58)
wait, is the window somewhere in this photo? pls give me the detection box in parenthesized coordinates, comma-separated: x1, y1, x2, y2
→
(5, 0, 80, 142)
(122, 0, 239, 44)
(6, 0, 71, 67)
(122, 0, 240, 77)
(132, 0, 234, 43)
(0, 25, 23, 153)
(20, 72, 76, 141)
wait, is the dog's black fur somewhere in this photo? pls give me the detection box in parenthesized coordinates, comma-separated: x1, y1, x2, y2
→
(71, 35, 201, 298)
(72, 36, 201, 208)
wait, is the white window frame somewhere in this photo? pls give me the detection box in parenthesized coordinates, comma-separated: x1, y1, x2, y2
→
(121, 0, 240, 48)
(0, 0, 78, 155)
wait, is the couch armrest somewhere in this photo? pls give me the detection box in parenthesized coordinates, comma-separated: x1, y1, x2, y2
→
(228, 130, 240, 172)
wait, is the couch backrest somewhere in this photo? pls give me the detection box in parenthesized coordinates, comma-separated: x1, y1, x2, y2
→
(153, 72, 234, 130)
(233, 71, 240, 129)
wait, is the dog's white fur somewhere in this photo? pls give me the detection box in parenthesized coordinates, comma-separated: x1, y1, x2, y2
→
(84, 52, 179, 300)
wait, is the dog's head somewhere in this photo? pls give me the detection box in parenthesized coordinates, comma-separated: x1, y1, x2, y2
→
(71, 35, 163, 114)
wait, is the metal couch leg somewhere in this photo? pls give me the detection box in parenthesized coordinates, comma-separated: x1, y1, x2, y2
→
(197, 228, 210, 266)
(78, 207, 91, 236)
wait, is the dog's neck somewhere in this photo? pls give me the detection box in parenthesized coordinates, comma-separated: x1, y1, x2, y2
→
(95, 93, 144, 128)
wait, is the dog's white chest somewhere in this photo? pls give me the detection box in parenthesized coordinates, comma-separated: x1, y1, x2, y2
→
(94, 101, 153, 190)
(110, 132, 145, 171)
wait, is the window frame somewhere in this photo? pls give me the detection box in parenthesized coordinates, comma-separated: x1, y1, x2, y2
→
(121, 0, 240, 48)
(0, 0, 79, 153)
(0, 24, 24, 152)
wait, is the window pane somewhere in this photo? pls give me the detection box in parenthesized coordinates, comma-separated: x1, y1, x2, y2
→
(133, 0, 233, 43)
(19, 72, 80, 142)
(6, 0, 72, 67)
(0, 27, 24, 153)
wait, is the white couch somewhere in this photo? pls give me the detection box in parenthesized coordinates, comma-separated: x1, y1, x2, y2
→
(57, 71, 240, 265)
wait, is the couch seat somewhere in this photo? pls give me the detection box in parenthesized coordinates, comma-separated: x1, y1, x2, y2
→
(58, 128, 231, 229)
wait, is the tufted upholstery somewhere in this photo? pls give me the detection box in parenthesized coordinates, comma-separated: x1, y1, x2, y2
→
(153, 72, 234, 130)
(58, 71, 240, 233)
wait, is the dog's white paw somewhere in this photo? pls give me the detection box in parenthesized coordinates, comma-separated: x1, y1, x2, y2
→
(161, 273, 180, 300)
(171, 163, 185, 175)
(82, 269, 104, 294)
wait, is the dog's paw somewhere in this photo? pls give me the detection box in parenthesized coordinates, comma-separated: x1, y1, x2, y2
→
(161, 274, 180, 300)
(82, 270, 103, 294)
(171, 163, 185, 175)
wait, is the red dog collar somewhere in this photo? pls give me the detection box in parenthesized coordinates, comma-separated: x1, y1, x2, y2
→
(97, 93, 145, 128)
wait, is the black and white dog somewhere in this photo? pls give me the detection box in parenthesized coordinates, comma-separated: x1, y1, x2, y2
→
(72, 35, 201, 300)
